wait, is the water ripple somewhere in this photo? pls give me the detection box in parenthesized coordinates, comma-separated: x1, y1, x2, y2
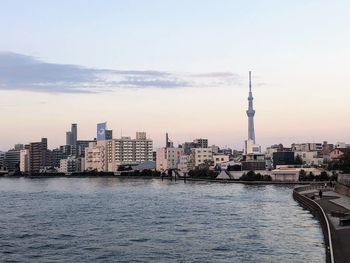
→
(0, 178, 325, 262)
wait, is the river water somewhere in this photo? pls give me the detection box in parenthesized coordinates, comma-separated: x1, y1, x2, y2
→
(0, 178, 324, 262)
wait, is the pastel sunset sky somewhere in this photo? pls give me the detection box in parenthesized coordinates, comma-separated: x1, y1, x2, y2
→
(0, 0, 349, 151)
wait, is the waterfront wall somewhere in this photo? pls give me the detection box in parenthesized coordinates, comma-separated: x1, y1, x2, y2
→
(335, 174, 350, 197)
(335, 183, 350, 197)
(293, 185, 334, 263)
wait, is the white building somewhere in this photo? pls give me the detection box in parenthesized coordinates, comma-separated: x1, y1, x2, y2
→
(106, 133, 153, 172)
(213, 154, 230, 167)
(59, 156, 76, 173)
(294, 151, 323, 166)
(292, 143, 323, 152)
(192, 147, 213, 167)
(156, 147, 183, 171)
(177, 155, 191, 172)
(245, 139, 261, 155)
(85, 141, 107, 172)
(271, 166, 323, 182)
(20, 149, 29, 172)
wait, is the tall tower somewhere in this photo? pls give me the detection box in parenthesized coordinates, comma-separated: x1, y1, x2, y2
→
(246, 71, 256, 143)
(71, 123, 77, 146)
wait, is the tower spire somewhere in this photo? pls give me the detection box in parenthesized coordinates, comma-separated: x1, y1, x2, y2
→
(246, 71, 256, 143)
(249, 71, 252, 93)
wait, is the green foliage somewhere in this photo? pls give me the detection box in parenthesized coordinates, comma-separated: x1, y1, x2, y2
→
(327, 152, 350, 173)
(299, 170, 329, 181)
(299, 169, 306, 179)
(117, 165, 133, 171)
(239, 171, 272, 181)
(227, 164, 242, 171)
(120, 169, 161, 177)
(319, 171, 330, 181)
(188, 168, 218, 179)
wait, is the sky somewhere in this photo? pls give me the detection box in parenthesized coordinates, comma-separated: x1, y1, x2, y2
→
(0, 0, 350, 151)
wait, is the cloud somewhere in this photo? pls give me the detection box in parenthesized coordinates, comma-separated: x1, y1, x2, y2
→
(0, 52, 242, 93)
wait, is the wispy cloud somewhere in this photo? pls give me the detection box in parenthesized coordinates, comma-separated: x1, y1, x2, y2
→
(0, 52, 242, 93)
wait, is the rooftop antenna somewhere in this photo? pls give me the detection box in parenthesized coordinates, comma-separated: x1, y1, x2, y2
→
(249, 71, 252, 93)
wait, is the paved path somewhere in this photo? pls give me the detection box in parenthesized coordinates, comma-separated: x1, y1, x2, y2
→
(300, 188, 350, 263)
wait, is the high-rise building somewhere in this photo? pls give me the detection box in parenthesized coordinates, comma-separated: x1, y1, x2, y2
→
(97, 122, 107, 141)
(71, 123, 77, 145)
(85, 141, 108, 172)
(66, 131, 72, 145)
(20, 149, 30, 172)
(106, 130, 113, 140)
(106, 132, 153, 171)
(29, 138, 49, 173)
(4, 148, 21, 172)
(193, 138, 208, 148)
(0, 151, 5, 169)
(165, 133, 174, 148)
(66, 123, 78, 146)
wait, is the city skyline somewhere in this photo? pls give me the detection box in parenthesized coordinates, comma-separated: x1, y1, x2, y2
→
(1, 0, 350, 150)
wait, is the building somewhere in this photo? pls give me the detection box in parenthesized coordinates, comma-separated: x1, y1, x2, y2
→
(4, 148, 21, 172)
(335, 142, 350, 149)
(51, 148, 67, 168)
(272, 151, 295, 168)
(165, 133, 174, 148)
(105, 129, 113, 140)
(59, 156, 84, 173)
(66, 123, 78, 146)
(213, 154, 230, 167)
(192, 147, 213, 167)
(71, 123, 77, 145)
(29, 138, 50, 173)
(291, 143, 322, 152)
(106, 132, 153, 172)
(294, 151, 323, 166)
(76, 140, 94, 157)
(66, 132, 72, 145)
(85, 141, 108, 172)
(193, 138, 208, 148)
(245, 139, 261, 155)
(97, 122, 109, 141)
(177, 155, 191, 172)
(20, 149, 29, 172)
(181, 138, 209, 155)
(271, 166, 323, 182)
(156, 147, 183, 171)
(329, 148, 350, 160)
(0, 151, 5, 169)
(59, 156, 76, 173)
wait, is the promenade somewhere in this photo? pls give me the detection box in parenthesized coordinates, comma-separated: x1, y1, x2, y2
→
(298, 186, 350, 263)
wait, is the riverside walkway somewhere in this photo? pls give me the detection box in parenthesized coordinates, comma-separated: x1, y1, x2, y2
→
(296, 185, 350, 263)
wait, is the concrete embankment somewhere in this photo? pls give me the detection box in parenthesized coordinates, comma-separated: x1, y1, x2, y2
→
(294, 185, 350, 263)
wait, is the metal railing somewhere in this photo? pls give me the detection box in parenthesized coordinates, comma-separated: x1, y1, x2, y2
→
(293, 185, 334, 263)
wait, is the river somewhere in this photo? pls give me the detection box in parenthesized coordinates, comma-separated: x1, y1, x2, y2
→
(0, 177, 325, 262)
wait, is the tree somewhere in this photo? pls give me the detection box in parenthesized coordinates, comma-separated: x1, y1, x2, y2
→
(295, 155, 303, 165)
(240, 171, 270, 181)
(308, 172, 315, 181)
(227, 164, 242, 171)
(327, 152, 350, 173)
(319, 171, 329, 181)
(299, 169, 307, 181)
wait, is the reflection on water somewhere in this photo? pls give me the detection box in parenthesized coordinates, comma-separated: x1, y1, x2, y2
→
(0, 178, 324, 262)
